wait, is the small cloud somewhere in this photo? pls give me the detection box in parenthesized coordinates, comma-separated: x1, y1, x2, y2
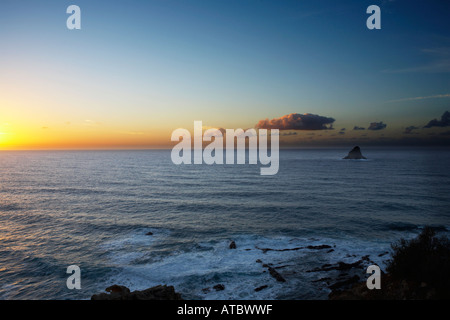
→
(424, 111, 450, 128)
(403, 126, 419, 134)
(255, 113, 335, 130)
(353, 126, 365, 130)
(42, 127, 49, 130)
(368, 121, 387, 131)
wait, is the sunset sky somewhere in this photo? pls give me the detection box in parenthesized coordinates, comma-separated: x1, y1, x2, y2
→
(1, 0, 449, 149)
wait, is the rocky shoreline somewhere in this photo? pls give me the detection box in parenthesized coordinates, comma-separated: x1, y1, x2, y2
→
(92, 228, 450, 300)
(91, 284, 183, 300)
(328, 274, 440, 300)
(91, 238, 386, 300)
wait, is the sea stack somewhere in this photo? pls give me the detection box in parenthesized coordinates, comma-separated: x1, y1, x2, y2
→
(343, 146, 366, 160)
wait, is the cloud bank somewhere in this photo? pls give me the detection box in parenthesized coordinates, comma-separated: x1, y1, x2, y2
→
(403, 126, 419, 134)
(424, 111, 450, 128)
(255, 113, 335, 130)
(368, 121, 387, 131)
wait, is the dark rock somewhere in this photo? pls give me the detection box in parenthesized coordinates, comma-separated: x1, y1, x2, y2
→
(145, 232, 153, 236)
(256, 244, 332, 253)
(91, 284, 182, 300)
(312, 277, 332, 283)
(256, 259, 262, 264)
(202, 287, 210, 294)
(229, 241, 236, 249)
(254, 285, 268, 292)
(307, 260, 364, 273)
(306, 245, 332, 250)
(256, 246, 303, 253)
(328, 274, 443, 300)
(343, 146, 366, 160)
(329, 275, 360, 291)
(106, 284, 130, 294)
(267, 266, 286, 282)
(213, 284, 225, 291)
(335, 261, 363, 271)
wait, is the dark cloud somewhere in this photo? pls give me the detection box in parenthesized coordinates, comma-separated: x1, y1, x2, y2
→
(368, 121, 387, 131)
(353, 126, 365, 130)
(255, 113, 335, 130)
(403, 126, 419, 134)
(424, 111, 450, 128)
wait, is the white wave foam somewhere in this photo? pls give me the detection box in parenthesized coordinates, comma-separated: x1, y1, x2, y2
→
(99, 227, 170, 265)
(99, 232, 392, 299)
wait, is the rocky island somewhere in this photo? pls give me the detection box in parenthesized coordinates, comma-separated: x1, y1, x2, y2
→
(343, 146, 366, 159)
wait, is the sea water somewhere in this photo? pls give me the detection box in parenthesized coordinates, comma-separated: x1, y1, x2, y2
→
(0, 148, 449, 299)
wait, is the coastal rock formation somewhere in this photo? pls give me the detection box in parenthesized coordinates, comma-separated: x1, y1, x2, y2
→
(329, 227, 450, 299)
(213, 284, 225, 291)
(91, 284, 183, 300)
(255, 244, 332, 254)
(254, 285, 268, 292)
(343, 146, 366, 159)
(329, 274, 439, 300)
(261, 263, 286, 282)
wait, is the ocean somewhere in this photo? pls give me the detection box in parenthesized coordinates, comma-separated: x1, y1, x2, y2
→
(0, 148, 449, 300)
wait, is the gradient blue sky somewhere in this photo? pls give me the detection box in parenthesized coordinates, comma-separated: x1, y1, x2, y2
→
(1, 0, 449, 148)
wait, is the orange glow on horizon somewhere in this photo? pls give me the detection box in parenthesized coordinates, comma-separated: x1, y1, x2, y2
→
(0, 123, 175, 150)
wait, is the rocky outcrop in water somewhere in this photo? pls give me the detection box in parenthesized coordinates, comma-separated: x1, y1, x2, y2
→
(91, 284, 183, 300)
(263, 264, 286, 282)
(343, 146, 366, 159)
